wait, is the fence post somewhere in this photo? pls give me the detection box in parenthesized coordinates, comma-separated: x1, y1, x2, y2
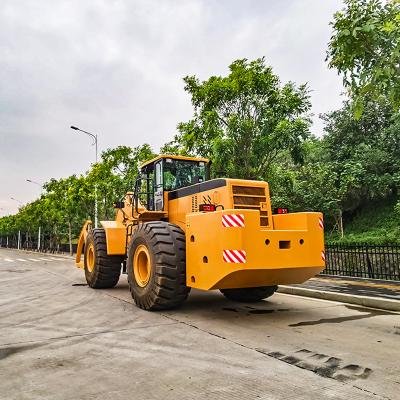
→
(366, 246, 374, 279)
(37, 226, 41, 251)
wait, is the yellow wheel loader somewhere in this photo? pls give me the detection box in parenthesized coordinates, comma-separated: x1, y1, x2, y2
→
(75, 155, 325, 310)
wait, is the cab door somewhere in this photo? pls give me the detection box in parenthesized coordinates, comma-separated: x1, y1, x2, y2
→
(154, 160, 164, 211)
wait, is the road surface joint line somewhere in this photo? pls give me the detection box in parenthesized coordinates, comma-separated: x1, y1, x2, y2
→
(352, 384, 392, 400)
(0, 321, 179, 348)
(160, 313, 271, 357)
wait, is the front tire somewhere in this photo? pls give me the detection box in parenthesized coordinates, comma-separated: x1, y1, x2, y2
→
(127, 221, 190, 311)
(220, 286, 278, 302)
(84, 228, 123, 288)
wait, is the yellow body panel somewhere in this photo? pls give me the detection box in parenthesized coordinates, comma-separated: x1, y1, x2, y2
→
(185, 209, 325, 290)
(100, 221, 127, 255)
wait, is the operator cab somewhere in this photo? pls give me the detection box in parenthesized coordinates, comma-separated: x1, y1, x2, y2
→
(135, 155, 210, 212)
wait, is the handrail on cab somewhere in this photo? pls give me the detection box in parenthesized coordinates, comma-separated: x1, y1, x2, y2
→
(75, 220, 92, 268)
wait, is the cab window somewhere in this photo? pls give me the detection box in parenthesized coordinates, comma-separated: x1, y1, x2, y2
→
(163, 159, 207, 191)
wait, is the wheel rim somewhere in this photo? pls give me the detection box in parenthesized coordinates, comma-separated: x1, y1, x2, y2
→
(133, 244, 151, 287)
(87, 243, 95, 272)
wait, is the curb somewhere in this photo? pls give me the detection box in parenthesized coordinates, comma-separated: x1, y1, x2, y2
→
(24, 251, 73, 260)
(278, 285, 400, 312)
(2, 248, 73, 260)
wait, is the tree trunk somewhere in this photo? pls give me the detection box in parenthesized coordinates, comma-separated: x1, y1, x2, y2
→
(338, 209, 344, 238)
(68, 221, 73, 256)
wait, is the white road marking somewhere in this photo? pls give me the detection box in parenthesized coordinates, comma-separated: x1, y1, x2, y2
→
(38, 257, 53, 261)
(28, 258, 41, 262)
(4, 258, 14, 262)
(16, 258, 27, 262)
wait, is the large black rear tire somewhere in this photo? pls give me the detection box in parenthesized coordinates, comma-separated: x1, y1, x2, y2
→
(84, 228, 123, 289)
(220, 286, 278, 302)
(127, 221, 190, 311)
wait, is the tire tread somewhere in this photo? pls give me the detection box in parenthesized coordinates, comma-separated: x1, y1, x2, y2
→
(127, 222, 190, 311)
(84, 228, 123, 289)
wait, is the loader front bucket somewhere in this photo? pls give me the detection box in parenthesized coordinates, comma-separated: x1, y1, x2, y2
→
(75, 220, 92, 268)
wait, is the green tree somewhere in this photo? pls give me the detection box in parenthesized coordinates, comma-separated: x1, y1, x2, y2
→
(327, 0, 400, 117)
(44, 176, 90, 254)
(0, 144, 156, 251)
(321, 100, 399, 209)
(87, 144, 156, 220)
(170, 58, 311, 180)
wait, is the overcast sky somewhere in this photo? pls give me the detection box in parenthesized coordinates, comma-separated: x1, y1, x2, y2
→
(0, 0, 344, 215)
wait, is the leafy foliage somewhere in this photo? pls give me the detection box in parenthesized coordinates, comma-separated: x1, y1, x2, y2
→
(321, 100, 399, 211)
(171, 58, 311, 179)
(0, 144, 155, 250)
(327, 0, 400, 117)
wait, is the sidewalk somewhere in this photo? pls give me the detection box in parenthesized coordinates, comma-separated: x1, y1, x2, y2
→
(279, 275, 400, 312)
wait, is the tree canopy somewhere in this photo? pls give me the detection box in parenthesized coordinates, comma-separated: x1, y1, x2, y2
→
(169, 58, 311, 180)
(327, 0, 400, 117)
(0, 144, 155, 251)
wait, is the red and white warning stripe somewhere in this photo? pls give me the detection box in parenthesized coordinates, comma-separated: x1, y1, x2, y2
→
(222, 214, 245, 228)
(321, 251, 326, 262)
(318, 217, 324, 229)
(223, 249, 246, 263)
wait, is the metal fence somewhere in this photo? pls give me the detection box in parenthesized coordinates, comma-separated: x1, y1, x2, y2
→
(0, 236, 77, 254)
(324, 244, 400, 281)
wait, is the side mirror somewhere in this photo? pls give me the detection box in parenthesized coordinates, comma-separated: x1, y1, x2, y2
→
(114, 201, 125, 209)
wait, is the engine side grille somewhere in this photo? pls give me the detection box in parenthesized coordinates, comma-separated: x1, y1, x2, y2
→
(191, 195, 198, 212)
(232, 185, 269, 227)
(232, 186, 265, 196)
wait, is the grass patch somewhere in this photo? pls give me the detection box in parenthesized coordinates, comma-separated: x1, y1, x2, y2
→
(326, 197, 400, 245)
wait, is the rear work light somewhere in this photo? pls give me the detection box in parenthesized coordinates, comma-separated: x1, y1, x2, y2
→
(199, 204, 216, 212)
(274, 207, 289, 214)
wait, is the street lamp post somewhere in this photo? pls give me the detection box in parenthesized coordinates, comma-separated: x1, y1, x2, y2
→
(10, 197, 23, 205)
(70, 125, 98, 228)
(26, 179, 43, 251)
(26, 179, 43, 187)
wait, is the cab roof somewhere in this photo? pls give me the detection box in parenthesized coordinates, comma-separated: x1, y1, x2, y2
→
(140, 154, 209, 169)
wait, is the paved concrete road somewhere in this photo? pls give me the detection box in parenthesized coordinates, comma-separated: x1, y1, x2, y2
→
(1, 249, 399, 400)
